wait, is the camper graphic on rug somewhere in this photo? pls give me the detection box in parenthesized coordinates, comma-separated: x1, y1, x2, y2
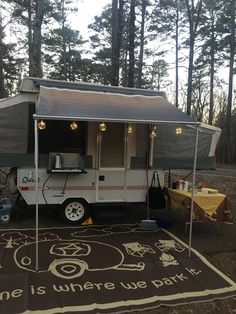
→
(1, 230, 185, 278)
(14, 239, 145, 279)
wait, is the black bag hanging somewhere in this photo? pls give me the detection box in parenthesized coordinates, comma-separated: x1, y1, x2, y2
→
(148, 171, 166, 209)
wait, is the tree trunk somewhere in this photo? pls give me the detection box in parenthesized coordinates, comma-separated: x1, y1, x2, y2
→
(186, 30, 194, 115)
(128, 0, 136, 87)
(137, 0, 146, 88)
(121, 50, 128, 86)
(29, 0, 45, 78)
(27, 0, 33, 77)
(111, 0, 124, 86)
(185, 0, 203, 116)
(68, 43, 72, 81)
(0, 13, 5, 98)
(111, 0, 119, 86)
(117, 0, 124, 73)
(225, 0, 235, 163)
(209, 17, 215, 125)
(175, 4, 179, 108)
(61, 0, 67, 80)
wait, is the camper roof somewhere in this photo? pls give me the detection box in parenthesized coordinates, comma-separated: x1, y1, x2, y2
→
(20, 77, 166, 97)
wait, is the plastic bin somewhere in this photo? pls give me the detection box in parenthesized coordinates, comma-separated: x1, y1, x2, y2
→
(0, 197, 12, 223)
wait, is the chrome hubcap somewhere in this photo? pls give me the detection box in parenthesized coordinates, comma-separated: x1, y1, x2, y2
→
(65, 202, 85, 221)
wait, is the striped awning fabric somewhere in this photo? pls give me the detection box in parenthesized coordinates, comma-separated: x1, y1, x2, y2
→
(35, 86, 198, 125)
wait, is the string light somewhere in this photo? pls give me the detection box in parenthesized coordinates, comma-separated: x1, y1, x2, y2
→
(127, 124, 133, 134)
(38, 120, 46, 130)
(151, 126, 157, 138)
(99, 122, 107, 132)
(176, 126, 183, 135)
(70, 121, 78, 131)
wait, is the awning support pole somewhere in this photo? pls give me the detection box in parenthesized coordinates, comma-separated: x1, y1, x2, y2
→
(34, 119, 39, 270)
(188, 125, 199, 258)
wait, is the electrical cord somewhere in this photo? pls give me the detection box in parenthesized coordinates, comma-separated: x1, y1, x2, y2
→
(42, 174, 52, 205)
(61, 173, 69, 194)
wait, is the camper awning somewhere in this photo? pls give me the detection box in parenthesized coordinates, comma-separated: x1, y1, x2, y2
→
(34, 86, 198, 125)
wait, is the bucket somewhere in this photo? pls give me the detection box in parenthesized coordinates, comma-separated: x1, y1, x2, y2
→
(184, 181, 189, 191)
(0, 197, 12, 223)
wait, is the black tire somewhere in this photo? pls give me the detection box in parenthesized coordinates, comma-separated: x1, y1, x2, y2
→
(60, 199, 89, 224)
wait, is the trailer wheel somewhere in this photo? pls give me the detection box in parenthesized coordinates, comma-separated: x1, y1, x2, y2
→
(60, 199, 89, 224)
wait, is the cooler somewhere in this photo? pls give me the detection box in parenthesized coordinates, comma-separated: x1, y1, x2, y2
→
(0, 197, 12, 223)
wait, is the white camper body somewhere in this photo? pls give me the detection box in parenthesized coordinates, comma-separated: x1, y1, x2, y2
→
(16, 120, 165, 223)
(17, 168, 164, 205)
(17, 122, 164, 206)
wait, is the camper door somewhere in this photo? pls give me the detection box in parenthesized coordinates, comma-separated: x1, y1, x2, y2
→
(97, 123, 126, 202)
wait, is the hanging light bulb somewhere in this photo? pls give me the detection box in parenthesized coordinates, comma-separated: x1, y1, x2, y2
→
(151, 126, 157, 138)
(127, 124, 133, 134)
(99, 122, 107, 132)
(176, 126, 183, 135)
(38, 120, 46, 130)
(70, 121, 78, 131)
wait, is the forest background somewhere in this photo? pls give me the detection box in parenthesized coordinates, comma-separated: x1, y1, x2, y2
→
(0, 0, 235, 164)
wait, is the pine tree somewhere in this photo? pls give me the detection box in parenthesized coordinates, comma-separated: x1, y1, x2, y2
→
(0, 2, 21, 98)
(11, 0, 47, 77)
(148, 0, 186, 107)
(88, 4, 113, 84)
(197, 0, 225, 124)
(225, 0, 235, 163)
(44, 26, 84, 81)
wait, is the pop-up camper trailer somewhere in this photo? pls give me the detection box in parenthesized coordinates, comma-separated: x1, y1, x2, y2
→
(0, 77, 221, 224)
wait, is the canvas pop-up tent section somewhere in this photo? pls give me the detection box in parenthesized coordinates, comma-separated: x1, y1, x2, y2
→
(0, 77, 221, 264)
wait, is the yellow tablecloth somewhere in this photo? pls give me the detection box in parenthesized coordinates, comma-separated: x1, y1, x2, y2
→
(168, 189, 227, 216)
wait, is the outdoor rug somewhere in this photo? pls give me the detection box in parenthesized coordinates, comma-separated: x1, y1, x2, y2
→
(0, 224, 236, 314)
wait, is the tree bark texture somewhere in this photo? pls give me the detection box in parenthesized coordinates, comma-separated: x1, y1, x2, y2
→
(185, 0, 203, 116)
(117, 0, 124, 75)
(111, 0, 119, 86)
(0, 14, 5, 98)
(209, 16, 215, 125)
(128, 0, 136, 87)
(27, 0, 33, 77)
(29, 0, 45, 78)
(137, 0, 147, 88)
(111, 0, 124, 86)
(225, 0, 235, 163)
(61, 0, 67, 80)
(175, 4, 179, 108)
